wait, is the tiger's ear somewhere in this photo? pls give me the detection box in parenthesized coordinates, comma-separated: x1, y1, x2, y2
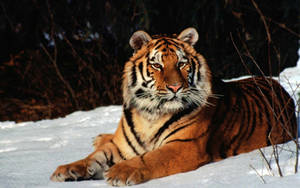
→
(129, 30, 152, 51)
(177, 27, 199, 46)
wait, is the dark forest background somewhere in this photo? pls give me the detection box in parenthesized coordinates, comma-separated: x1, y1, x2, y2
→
(0, 0, 299, 122)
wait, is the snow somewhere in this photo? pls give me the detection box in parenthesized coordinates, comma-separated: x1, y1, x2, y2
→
(1, 50, 299, 188)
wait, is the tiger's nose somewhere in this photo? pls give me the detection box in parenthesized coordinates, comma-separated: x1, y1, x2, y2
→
(166, 83, 182, 93)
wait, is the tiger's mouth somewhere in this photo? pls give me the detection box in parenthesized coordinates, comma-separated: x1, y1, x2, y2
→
(158, 92, 188, 106)
(157, 92, 183, 103)
(169, 96, 178, 101)
(166, 94, 184, 103)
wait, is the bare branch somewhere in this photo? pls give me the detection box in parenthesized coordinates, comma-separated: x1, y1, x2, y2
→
(258, 149, 274, 176)
(249, 164, 266, 184)
(251, 0, 271, 43)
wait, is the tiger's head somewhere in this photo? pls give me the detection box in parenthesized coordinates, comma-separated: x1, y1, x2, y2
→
(123, 28, 212, 120)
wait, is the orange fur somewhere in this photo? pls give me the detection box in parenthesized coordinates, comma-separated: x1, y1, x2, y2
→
(93, 134, 114, 150)
(50, 28, 297, 186)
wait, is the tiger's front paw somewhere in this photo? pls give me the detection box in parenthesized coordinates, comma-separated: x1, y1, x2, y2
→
(104, 163, 148, 186)
(50, 159, 104, 182)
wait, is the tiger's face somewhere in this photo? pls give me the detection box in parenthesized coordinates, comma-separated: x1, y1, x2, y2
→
(123, 28, 212, 120)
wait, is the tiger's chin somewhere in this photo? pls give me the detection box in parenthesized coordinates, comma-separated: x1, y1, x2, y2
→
(159, 100, 185, 112)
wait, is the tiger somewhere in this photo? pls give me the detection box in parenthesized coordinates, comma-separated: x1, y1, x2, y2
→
(50, 27, 297, 186)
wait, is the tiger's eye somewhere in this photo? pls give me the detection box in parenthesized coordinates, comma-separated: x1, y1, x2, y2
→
(152, 63, 162, 69)
(178, 62, 186, 68)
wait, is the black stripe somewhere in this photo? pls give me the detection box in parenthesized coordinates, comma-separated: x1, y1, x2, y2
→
(140, 153, 146, 165)
(110, 140, 126, 160)
(95, 159, 104, 169)
(190, 57, 196, 86)
(177, 42, 185, 48)
(253, 81, 277, 145)
(164, 125, 210, 146)
(243, 84, 264, 128)
(138, 62, 146, 81)
(145, 52, 150, 59)
(142, 82, 147, 88)
(150, 56, 156, 61)
(153, 39, 163, 46)
(167, 39, 184, 47)
(135, 88, 150, 98)
(124, 109, 145, 148)
(157, 98, 167, 109)
(170, 42, 181, 51)
(165, 38, 179, 46)
(103, 150, 108, 161)
(130, 65, 137, 87)
(181, 97, 188, 103)
(230, 91, 249, 155)
(169, 47, 175, 53)
(162, 122, 194, 141)
(233, 92, 255, 155)
(104, 149, 115, 166)
(197, 70, 201, 82)
(245, 92, 261, 141)
(217, 89, 239, 158)
(151, 104, 197, 143)
(162, 38, 170, 45)
(145, 80, 153, 87)
(218, 94, 241, 158)
(197, 60, 201, 82)
(225, 96, 241, 132)
(146, 58, 151, 77)
(166, 138, 196, 144)
(181, 56, 188, 62)
(121, 120, 139, 155)
(206, 88, 230, 158)
(219, 142, 228, 159)
(149, 83, 154, 89)
(108, 149, 115, 166)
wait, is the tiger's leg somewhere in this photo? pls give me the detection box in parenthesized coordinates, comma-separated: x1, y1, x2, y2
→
(104, 140, 210, 186)
(93, 134, 114, 150)
(50, 141, 124, 182)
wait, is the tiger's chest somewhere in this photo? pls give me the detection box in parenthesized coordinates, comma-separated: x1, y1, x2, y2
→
(131, 110, 173, 150)
(120, 106, 206, 158)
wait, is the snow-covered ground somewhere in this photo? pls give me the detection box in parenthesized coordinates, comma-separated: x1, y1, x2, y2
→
(1, 51, 299, 188)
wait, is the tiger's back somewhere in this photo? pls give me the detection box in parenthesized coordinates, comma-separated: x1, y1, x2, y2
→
(203, 77, 297, 161)
(50, 28, 297, 186)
